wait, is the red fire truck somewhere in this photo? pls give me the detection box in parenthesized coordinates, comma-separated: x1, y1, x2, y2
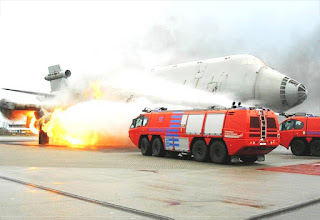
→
(129, 107, 280, 164)
(279, 113, 320, 156)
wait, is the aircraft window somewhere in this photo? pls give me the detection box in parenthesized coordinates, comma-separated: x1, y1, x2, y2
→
(267, 118, 277, 128)
(136, 117, 143, 128)
(250, 117, 260, 128)
(294, 120, 304, 129)
(281, 120, 295, 131)
(142, 116, 148, 126)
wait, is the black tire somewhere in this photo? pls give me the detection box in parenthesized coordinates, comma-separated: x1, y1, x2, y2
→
(291, 139, 307, 156)
(310, 140, 320, 156)
(192, 139, 208, 162)
(152, 137, 165, 157)
(139, 137, 152, 156)
(39, 130, 49, 145)
(240, 156, 258, 163)
(168, 151, 180, 158)
(210, 141, 228, 164)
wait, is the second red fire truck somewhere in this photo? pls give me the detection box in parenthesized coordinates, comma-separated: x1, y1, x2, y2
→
(129, 106, 280, 164)
(280, 113, 320, 156)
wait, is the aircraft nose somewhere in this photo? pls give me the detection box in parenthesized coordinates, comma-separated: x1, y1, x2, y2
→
(280, 77, 308, 107)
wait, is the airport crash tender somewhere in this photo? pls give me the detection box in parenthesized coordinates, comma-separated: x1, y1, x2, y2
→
(129, 107, 280, 164)
(280, 113, 320, 156)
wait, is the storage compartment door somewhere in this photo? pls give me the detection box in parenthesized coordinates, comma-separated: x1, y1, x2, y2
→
(186, 114, 205, 135)
(204, 113, 225, 135)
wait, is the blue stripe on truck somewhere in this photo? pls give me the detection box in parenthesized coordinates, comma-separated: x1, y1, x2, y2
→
(170, 120, 181, 123)
(166, 138, 179, 142)
(166, 133, 179, 137)
(167, 129, 179, 132)
(167, 143, 179, 147)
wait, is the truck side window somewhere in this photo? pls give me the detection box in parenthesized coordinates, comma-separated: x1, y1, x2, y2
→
(281, 120, 294, 131)
(136, 117, 143, 127)
(294, 120, 304, 129)
(250, 117, 260, 128)
(142, 116, 148, 126)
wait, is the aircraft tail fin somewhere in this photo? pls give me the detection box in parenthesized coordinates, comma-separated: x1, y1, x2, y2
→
(45, 65, 71, 92)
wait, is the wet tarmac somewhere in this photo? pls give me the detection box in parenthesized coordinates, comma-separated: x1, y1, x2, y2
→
(0, 136, 319, 219)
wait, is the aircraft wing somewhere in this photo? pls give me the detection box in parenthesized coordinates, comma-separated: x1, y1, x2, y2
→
(0, 99, 42, 120)
(2, 88, 54, 98)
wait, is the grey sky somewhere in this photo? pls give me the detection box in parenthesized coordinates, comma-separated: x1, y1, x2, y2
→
(0, 0, 319, 121)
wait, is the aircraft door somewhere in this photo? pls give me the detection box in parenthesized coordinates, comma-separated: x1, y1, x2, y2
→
(194, 62, 207, 87)
(195, 62, 207, 79)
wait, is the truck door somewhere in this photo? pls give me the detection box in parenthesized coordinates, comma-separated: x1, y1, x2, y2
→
(129, 116, 145, 146)
(280, 119, 295, 148)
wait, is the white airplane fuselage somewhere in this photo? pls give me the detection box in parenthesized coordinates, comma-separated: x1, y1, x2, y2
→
(151, 54, 307, 112)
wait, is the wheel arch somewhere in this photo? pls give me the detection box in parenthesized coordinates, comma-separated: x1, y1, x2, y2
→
(138, 135, 149, 149)
(209, 138, 228, 154)
(190, 137, 207, 153)
(290, 137, 308, 147)
(310, 137, 320, 144)
(151, 135, 163, 145)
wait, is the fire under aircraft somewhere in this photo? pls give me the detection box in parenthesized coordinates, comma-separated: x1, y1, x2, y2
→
(0, 54, 308, 144)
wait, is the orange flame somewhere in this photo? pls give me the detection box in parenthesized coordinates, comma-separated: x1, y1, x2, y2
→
(41, 107, 102, 147)
(29, 114, 39, 134)
(84, 81, 104, 100)
(40, 81, 135, 148)
(22, 111, 39, 135)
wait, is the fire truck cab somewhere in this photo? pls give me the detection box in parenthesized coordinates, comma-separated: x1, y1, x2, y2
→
(280, 113, 320, 156)
(129, 107, 280, 164)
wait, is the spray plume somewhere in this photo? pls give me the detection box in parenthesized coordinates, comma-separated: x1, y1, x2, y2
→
(41, 72, 233, 148)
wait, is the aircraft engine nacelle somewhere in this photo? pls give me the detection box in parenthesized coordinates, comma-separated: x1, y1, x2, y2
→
(45, 70, 71, 81)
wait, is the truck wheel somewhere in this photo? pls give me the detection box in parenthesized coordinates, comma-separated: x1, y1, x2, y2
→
(240, 156, 258, 163)
(192, 140, 208, 162)
(210, 141, 228, 164)
(39, 130, 49, 145)
(140, 137, 152, 156)
(152, 137, 165, 157)
(291, 139, 307, 156)
(310, 140, 320, 156)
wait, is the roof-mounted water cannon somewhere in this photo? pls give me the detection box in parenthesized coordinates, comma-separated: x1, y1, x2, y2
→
(158, 107, 168, 111)
(142, 107, 152, 113)
(231, 101, 243, 109)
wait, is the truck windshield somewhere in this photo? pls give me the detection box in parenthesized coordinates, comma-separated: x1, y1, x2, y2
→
(130, 119, 137, 128)
(130, 116, 148, 128)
